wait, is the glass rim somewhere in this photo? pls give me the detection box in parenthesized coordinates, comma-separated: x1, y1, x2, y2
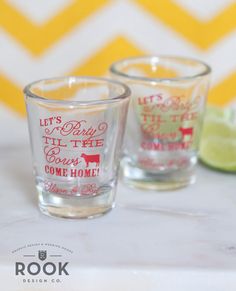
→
(110, 55, 211, 82)
(24, 76, 131, 106)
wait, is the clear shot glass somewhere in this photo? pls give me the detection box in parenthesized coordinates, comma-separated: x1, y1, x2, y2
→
(24, 77, 130, 218)
(110, 56, 211, 190)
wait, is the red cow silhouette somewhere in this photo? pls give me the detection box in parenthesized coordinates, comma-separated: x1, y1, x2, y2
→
(179, 127, 193, 141)
(81, 153, 100, 167)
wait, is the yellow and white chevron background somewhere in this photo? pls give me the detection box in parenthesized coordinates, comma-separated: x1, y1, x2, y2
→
(0, 0, 236, 117)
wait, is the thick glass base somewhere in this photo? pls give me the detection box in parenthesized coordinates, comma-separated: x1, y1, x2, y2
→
(37, 187, 115, 219)
(121, 157, 196, 191)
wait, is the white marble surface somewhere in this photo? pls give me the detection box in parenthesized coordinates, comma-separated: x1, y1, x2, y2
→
(1, 109, 236, 290)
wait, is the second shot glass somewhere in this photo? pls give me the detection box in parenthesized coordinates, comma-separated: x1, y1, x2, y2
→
(110, 56, 211, 190)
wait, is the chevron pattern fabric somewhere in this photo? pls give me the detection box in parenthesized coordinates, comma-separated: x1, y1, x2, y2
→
(0, 0, 235, 116)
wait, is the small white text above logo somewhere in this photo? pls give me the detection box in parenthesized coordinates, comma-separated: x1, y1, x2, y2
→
(12, 243, 73, 285)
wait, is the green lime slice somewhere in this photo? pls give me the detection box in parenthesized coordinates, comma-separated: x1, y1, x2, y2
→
(199, 105, 236, 172)
(200, 137, 236, 171)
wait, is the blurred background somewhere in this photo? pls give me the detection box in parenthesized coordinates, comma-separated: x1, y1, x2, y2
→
(0, 0, 236, 143)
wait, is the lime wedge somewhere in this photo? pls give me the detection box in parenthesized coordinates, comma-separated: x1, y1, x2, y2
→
(199, 105, 236, 172)
(200, 137, 236, 171)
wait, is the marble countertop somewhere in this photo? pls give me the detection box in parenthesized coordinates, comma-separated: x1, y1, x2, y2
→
(1, 110, 236, 290)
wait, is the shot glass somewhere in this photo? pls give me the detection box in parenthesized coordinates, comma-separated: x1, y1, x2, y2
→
(24, 77, 130, 218)
(110, 56, 211, 190)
